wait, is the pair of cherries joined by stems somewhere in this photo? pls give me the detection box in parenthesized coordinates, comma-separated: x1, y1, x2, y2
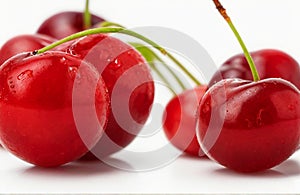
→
(0, 0, 299, 173)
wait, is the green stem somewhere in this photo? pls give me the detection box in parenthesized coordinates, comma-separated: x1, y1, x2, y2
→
(36, 27, 202, 85)
(130, 42, 186, 91)
(101, 22, 192, 89)
(134, 46, 177, 96)
(99, 21, 125, 28)
(212, 0, 260, 81)
(36, 28, 122, 54)
(83, 0, 91, 29)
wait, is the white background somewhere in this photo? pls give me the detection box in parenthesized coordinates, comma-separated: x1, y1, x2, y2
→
(1, 0, 300, 194)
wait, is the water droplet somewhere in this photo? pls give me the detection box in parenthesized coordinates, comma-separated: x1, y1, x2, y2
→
(69, 66, 77, 72)
(17, 70, 33, 81)
(111, 59, 122, 70)
(60, 57, 67, 64)
(68, 66, 78, 78)
(7, 77, 14, 88)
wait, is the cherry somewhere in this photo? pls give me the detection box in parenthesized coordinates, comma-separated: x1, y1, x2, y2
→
(208, 49, 300, 89)
(35, 26, 202, 159)
(198, 78, 300, 172)
(197, 0, 300, 172)
(62, 34, 155, 158)
(0, 34, 56, 65)
(0, 51, 109, 167)
(163, 86, 207, 157)
(37, 11, 104, 39)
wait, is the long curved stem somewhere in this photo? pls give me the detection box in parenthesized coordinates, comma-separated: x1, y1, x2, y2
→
(98, 21, 192, 90)
(36, 27, 202, 85)
(130, 42, 186, 91)
(212, 0, 260, 82)
(99, 21, 125, 28)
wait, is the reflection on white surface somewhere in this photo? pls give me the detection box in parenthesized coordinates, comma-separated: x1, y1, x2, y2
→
(1, 148, 300, 193)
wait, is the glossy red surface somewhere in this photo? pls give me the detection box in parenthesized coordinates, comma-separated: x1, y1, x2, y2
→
(208, 49, 300, 89)
(63, 34, 155, 158)
(163, 86, 207, 157)
(198, 78, 300, 172)
(37, 11, 104, 39)
(0, 52, 109, 167)
(0, 34, 55, 65)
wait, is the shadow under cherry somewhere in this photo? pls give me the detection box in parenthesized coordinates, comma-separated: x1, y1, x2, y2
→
(21, 157, 133, 178)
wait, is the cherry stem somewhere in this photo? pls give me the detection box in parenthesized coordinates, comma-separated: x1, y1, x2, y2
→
(98, 21, 187, 91)
(130, 42, 186, 92)
(212, 0, 260, 82)
(83, 0, 91, 29)
(36, 27, 202, 86)
(99, 21, 125, 28)
(99, 21, 201, 87)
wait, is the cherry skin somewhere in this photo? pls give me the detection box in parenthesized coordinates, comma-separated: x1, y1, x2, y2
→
(0, 34, 56, 65)
(59, 34, 155, 159)
(208, 49, 300, 89)
(37, 11, 104, 39)
(163, 86, 207, 157)
(198, 78, 300, 172)
(0, 51, 109, 167)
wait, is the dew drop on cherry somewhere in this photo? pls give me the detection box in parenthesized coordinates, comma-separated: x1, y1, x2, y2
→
(68, 66, 78, 78)
(111, 59, 122, 70)
(17, 70, 33, 81)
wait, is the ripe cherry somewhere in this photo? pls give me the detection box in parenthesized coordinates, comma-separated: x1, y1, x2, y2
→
(60, 34, 155, 159)
(37, 11, 104, 39)
(198, 78, 300, 172)
(35, 26, 198, 160)
(163, 86, 207, 157)
(0, 51, 109, 167)
(0, 34, 55, 65)
(197, 0, 300, 172)
(208, 49, 300, 89)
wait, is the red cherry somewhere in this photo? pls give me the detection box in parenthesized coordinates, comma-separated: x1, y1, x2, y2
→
(0, 34, 56, 65)
(59, 34, 155, 159)
(37, 11, 104, 39)
(208, 49, 300, 89)
(163, 86, 207, 157)
(198, 78, 300, 172)
(0, 51, 109, 167)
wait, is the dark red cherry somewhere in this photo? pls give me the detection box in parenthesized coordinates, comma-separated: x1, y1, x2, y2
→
(198, 78, 300, 172)
(60, 34, 154, 159)
(0, 34, 55, 65)
(208, 49, 300, 89)
(0, 51, 109, 167)
(163, 86, 207, 157)
(37, 11, 104, 39)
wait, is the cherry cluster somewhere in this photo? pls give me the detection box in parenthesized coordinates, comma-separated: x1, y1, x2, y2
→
(0, 10, 154, 166)
(163, 1, 300, 173)
(0, 0, 299, 174)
